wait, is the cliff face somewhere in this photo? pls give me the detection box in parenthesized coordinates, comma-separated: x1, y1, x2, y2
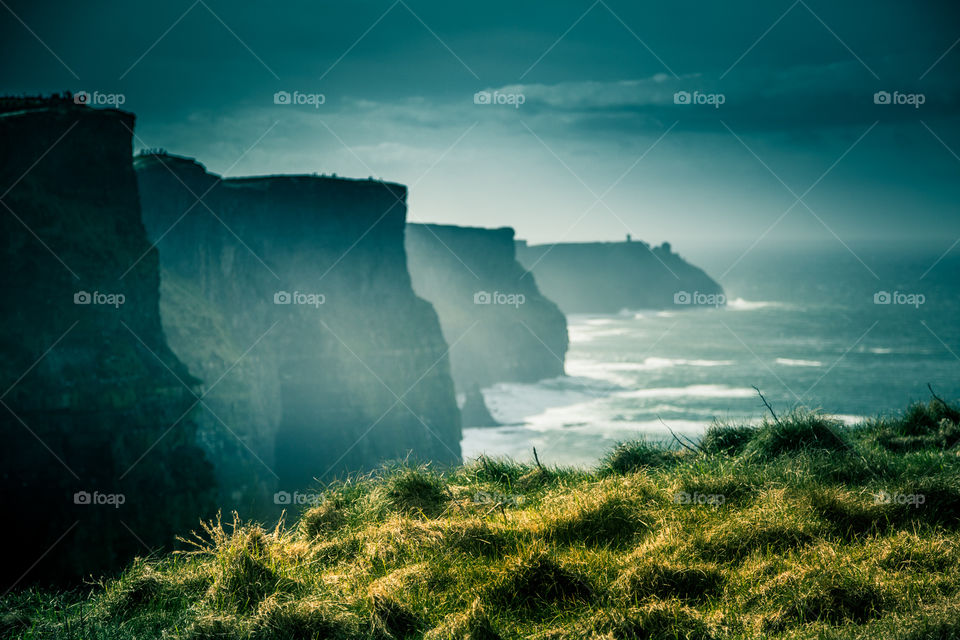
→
(405, 224, 568, 391)
(516, 240, 725, 313)
(0, 101, 214, 585)
(134, 156, 461, 513)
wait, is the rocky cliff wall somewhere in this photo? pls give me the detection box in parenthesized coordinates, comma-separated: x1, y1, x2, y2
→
(135, 156, 462, 514)
(0, 102, 214, 585)
(405, 224, 568, 393)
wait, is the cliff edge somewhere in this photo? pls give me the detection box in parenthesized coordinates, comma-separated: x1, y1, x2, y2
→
(406, 223, 568, 392)
(0, 100, 214, 585)
(135, 155, 462, 515)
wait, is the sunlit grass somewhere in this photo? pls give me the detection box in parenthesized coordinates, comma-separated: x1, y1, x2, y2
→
(4, 399, 960, 639)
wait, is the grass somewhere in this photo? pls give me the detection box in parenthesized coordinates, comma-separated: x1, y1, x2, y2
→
(4, 399, 960, 639)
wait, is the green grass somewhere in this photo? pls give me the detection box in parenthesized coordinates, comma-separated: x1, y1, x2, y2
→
(4, 399, 960, 639)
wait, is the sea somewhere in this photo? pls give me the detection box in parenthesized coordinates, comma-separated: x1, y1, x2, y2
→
(461, 248, 960, 467)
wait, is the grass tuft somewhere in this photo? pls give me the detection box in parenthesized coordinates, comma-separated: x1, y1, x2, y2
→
(378, 467, 449, 517)
(700, 422, 756, 455)
(424, 601, 502, 640)
(739, 545, 890, 624)
(559, 602, 712, 640)
(744, 410, 850, 458)
(250, 595, 360, 639)
(614, 556, 725, 603)
(486, 547, 594, 610)
(544, 491, 650, 547)
(599, 440, 678, 475)
(301, 499, 348, 538)
(369, 590, 421, 639)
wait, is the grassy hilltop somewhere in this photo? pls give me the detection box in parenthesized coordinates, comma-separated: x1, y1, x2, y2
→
(4, 398, 960, 640)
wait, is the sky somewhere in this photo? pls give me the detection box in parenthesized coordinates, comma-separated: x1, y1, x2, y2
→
(2, 0, 960, 262)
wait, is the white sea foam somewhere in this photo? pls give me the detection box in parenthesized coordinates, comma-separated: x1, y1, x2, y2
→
(830, 414, 867, 426)
(482, 376, 617, 425)
(775, 358, 823, 367)
(726, 298, 785, 311)
(618, 385, 756, 399)
(567, 325, 631, 343)
(569, 357, 733, 375)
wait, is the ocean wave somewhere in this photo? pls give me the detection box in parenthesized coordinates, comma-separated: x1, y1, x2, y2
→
(726, 297, 787, 311)
(567, 326, 632, 343)
(569, 358, 733, 376)
(482, 376, 620, 424)
(830, 414, 866, 426)
(855, 346, 934, 355)
(618, 385, 757, 399)
(775, 358, 823, 367)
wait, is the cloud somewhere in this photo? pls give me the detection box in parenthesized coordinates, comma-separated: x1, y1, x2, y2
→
(475, 59, 960, 134)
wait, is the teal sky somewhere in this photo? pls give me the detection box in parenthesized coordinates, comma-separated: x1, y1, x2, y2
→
(2, 0, 959, 259)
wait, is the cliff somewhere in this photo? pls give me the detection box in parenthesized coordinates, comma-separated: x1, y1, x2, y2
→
(0, 101, 214, 585)
(516, 239, 725, 313)
(134, 155, 461, 515)
(405, 224, 568, 391)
